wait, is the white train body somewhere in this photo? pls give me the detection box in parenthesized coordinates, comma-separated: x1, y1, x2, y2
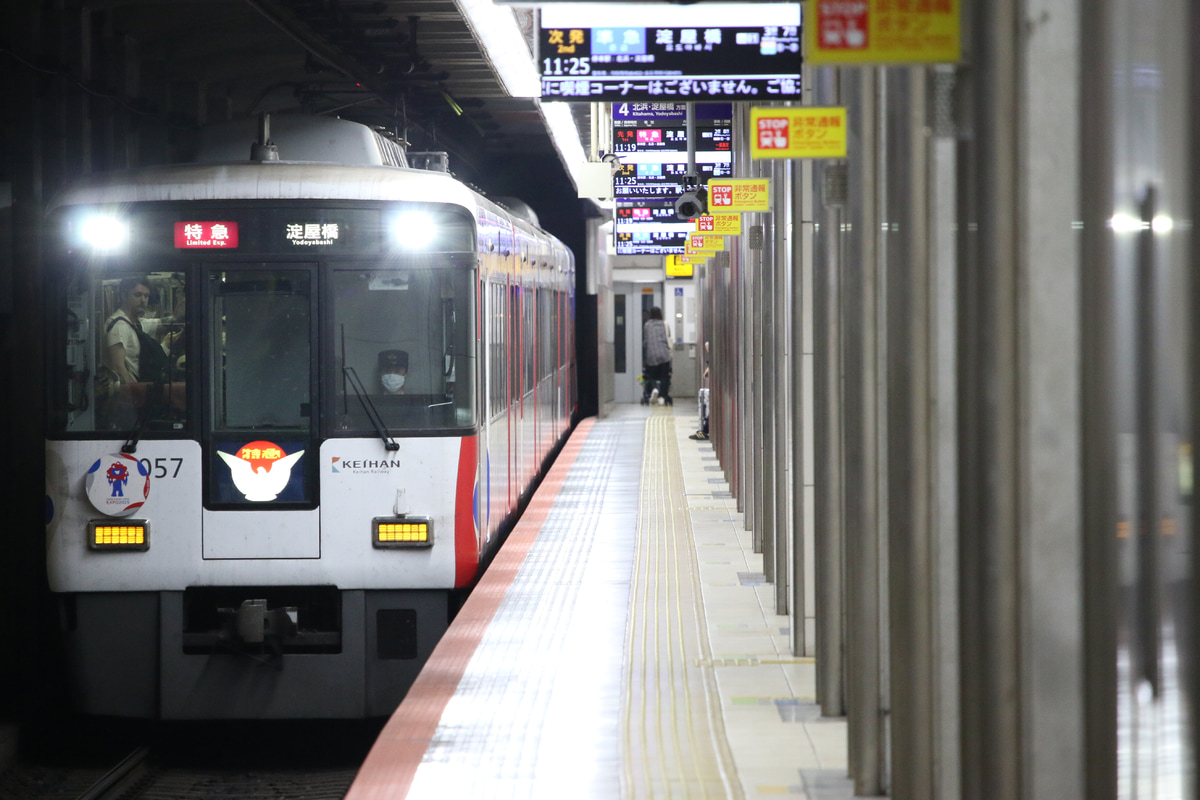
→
(43, 117, 575, 718)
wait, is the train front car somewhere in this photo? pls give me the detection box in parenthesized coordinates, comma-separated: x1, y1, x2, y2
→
(43, 118, 571, 719)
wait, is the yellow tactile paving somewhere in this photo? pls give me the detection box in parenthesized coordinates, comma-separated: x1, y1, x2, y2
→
(623, 406, 742, 799)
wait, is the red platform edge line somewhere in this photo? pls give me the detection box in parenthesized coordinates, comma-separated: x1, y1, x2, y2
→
(346, 417, 596, 800)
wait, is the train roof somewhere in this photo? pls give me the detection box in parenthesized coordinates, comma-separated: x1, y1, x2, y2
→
(189, 115, 408, 167)
(45, 162, 481, 212)
(45, 115, 563, 248)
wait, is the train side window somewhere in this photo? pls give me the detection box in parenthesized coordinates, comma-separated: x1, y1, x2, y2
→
(53, 270, 188, 435)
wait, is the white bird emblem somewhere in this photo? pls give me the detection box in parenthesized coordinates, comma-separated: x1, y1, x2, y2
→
(218, 449, 306, 501)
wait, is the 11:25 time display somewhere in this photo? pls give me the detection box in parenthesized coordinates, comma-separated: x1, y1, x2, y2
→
(542, 57, 592, 76)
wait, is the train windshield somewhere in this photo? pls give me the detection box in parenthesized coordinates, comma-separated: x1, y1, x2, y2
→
(209, 269, 312, 431)
(53, 270, 188, 435)
(326, 265, 475, 434)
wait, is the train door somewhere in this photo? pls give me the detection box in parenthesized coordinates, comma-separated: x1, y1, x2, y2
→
(201, 264, 319, 557)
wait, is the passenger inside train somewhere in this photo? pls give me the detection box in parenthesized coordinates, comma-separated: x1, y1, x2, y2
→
(87, 273, 187, 432)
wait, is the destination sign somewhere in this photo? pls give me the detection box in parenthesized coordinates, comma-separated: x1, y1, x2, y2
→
(175, 221, 239, 249)
(539, 4, 802, 102)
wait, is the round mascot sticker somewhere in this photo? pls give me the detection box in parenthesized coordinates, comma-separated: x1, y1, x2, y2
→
(85, 454, 151, 517)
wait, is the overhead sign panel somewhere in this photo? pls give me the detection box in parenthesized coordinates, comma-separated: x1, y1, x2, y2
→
(539, 3, 802, 102)
(612, 103, 732, 256)
(805, 0, 960, 65)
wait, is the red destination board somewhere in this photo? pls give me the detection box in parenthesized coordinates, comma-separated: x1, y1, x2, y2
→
(174, 221, 239, 248)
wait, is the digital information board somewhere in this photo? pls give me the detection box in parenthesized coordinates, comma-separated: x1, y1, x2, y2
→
(539, 3, 802, 102)
(612, 103, 732, 256)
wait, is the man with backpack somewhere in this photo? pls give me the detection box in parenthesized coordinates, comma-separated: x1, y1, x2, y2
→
(105, 276, 178, 385)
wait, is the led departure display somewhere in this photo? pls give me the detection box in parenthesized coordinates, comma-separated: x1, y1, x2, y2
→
(613, 103, 732, 256)
(539, 4, 801, 102)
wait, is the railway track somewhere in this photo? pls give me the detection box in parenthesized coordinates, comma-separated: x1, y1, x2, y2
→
(0, 718, 379, 800)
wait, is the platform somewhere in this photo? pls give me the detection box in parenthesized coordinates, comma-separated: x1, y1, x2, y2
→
(348, 403, 854, 799)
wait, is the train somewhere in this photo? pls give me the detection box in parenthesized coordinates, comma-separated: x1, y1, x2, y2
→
(43, 114, 576, 719)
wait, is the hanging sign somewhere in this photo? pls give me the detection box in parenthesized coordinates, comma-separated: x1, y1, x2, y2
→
(539, 4, 802, 101)
(805, 0, 961, 65)
(665, 254, 694, 277)
(686, 233, 725, 253)
(612, 102, 732, 256)
(706, 179, 771, 212)
(751, 107, 848, 159)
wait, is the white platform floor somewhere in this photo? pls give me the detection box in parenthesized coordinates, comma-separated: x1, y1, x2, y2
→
(349, 402, 855, 799)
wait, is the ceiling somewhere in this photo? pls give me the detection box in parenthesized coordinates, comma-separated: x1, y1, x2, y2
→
(94, 0, 584, 187)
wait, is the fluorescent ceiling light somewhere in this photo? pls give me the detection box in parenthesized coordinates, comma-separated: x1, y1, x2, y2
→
(455, 0, 541, 98)
(541, 101, 592, 194)
(540, 3, 801, 28)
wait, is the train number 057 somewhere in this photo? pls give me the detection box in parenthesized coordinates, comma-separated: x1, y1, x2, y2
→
(139, 457, 184, 478)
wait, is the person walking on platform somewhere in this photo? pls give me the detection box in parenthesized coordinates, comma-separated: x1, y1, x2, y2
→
(641, 306, 673, 406)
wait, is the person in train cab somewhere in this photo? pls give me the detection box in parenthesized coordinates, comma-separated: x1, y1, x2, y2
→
(641, 306, 673, 406)
(378, 349, 409, 394)
(104, 276, 178, 385)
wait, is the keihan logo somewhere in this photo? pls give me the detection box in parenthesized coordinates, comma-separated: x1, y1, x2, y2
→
(218, 441, 304, 501)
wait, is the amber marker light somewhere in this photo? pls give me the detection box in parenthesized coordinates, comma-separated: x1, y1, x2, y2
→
(373, 517, 433, 549)
(88, 520, 149, 551)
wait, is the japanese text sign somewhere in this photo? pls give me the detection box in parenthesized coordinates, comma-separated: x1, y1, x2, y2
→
(706, 179, 772, 212)
(540, 4, 802, 102)
(805, 0, 961, 65)
(751, 107, 848, 159)
(175, 221, 239, 249)
(687, 233, 724, 253)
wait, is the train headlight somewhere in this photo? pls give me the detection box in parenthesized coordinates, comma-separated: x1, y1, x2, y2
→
(373, 516, 433, 548)
(88, 520, 149, 551)
(393, 211, 437, 249)
(79, 215, 130, 251)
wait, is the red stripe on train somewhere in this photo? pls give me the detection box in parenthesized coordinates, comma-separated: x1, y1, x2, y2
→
(454, 435, 479, 588)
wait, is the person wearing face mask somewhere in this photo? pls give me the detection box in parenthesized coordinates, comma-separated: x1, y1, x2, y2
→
(378, 349, 409, 394)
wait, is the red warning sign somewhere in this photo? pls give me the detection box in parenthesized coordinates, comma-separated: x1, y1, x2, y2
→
(710, 184, 733, 208)
(817, 0, 869, 51)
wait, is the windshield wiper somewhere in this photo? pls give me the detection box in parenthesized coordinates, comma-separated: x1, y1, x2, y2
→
(343, 366, 399, 451)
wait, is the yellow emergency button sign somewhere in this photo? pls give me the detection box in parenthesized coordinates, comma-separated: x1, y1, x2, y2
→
(805, 0, 961, 65)
(751, 107, 848, 159)
(687, 234, 724, 253)
(694, 214, 742, 236)
(706, 179, 771, 213)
